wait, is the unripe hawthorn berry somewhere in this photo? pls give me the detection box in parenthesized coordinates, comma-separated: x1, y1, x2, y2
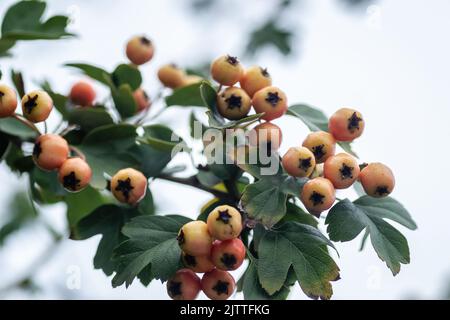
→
(211, 238, 246, 271)
(181, 75, 204, 87)
(302, 131, 336, 164)
(21, 90, 53, 123)
(110, 168, 147, 205)
(126, 35, 154, 65)
(329, 108, 365, 141)
(69, 81, 96, 107)
(0, 84, 18, 118)
(300, 177, 336, 216)
(177, 221, 213, 256)
(207, 205, 242, 241)
(252, 86, 288, 121)
(248, 122, 282, 150)
(210, 55, 244, 86)
(157, 64, 186, 89)
(201, 269, 236, 300)
(217, 87, 251, 120)
(166, 269, 201, 300)
(240, 66, 272, 97)
(133, 88, 151, 112)
(359, 162, 395, 198)
(58, 157, 92, 192)
(33, 134, 69, 171)
(181, 252, 215, 273)
(324, 153, 360, 189)
(282, 146, 316, 178)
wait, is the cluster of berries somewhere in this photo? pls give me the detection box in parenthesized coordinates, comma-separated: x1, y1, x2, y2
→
(282, 108, 395, 216)
(166, 205, 245, 300)
(0, 84, 92, 192)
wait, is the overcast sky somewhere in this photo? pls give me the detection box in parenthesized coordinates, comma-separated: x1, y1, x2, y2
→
(1, 0, 450, 299)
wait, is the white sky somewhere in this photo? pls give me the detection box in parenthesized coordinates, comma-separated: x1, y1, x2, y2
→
(1, 0, 450, 299)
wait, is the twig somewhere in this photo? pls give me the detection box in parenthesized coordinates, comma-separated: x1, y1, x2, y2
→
(12, 114, 41, 135)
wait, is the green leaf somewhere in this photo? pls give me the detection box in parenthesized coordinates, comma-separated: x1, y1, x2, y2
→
(72, 204, 140, 276)
(287, 104, 358, 157)
(65, 63, 112, 87)
(326, 197, 416, 275)
(112, 84, 138, 119)
(65, 186, 107, 227)
(79, 124, 139, 188)
(112, 64, 142, 91)
(241, 175, 308, 227)
(257, 221, 340, 299)
(246, 20, 293, 56)
(0, 191, 37, 246)
(137, 188, 154, 215)
(281, 202, 318, 228)
(0, 132, 9, 159)
(0, 117, 37, 139)
(0, 38, 15, 56)
(141, 124, 183, 152)
(67, 108, 114, 132)
(112, 215, 192, 287)
(165, 82, 209, 107)
(1, 1, 74, 40)
(10, 69, 25, 97)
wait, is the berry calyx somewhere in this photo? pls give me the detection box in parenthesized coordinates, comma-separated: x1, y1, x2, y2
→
(300, 177, 336, 216)
(329, 108, 365, 141)
(282, 146, 316, 178)
(324, 153, 360, 189)
(58, 157, 92, 192)
(157, 64, 186, 89)
(210, 54, 244, 86)
(166, 269, 201, 300)
(69, 81, 96, 107)
(33, 134, 69, 171)
(181, 252, 215, 273)
(217, 87, 252, 120)
(21, 90, 53, 123)
(110, 168, 147, 204)
(177, 220, 213, 256)
(126, 35, 154, 65)
(248, 122, 283, 150)
(302, 131, 336, 163)
(252, 86, 288, 121)
(133, 88, 151, 112)
(240, 66, 272, 97)
(0, 84, 18, 118)
(201, 269, 236, 300)
(359, 162, 395, 198)
(210, 238, 246, 271)
(207, 205, 242, 241)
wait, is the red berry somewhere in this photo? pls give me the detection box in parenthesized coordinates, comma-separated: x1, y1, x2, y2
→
(126, 35, 154, 65)
(0, 84, 18, 118)
(329, 108, 365, 141)
(70, 81, 96, 107)
(252, 86, 288, 121)
(33, 134, 69, 171)
(58, 157, 92, 192)
(166, 269, 201, 300)
(110, 168, 147, 204)
(210, 239, 246, 271)
(201, 269, 236, 300)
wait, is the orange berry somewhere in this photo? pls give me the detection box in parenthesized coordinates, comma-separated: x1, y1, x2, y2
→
(21, 90, 53, 123)
(210, 55, 244, 86)
(302, 131, 336, 163)
(181, 252, 215, 273)
(240, 66, 272, 97)
(58, 157, 92, 192)
(201, 269, 235, 300)
(157, 64, 186, 89)
(207, 205, 242, 240)
(0, 84, 17, 118)
(324, 153, 360, 189)
(329, 108, 364, 141)
(110, 168, 147, 205)
(210, 239, 246, 271)
(359, 163, 395, 198)
(33, 134, 69, 171)
(133, 88, 151, 112)
(126, 35, 154, 65)
(217, 87, 252, 120)
(69, 81, 96, 107)
(300, 177, 336, 216)
(166, 269, 201, 300)
(282, 146, 316, 178)
(248, 122, 282, 150)
(252, 86, 287, 121)
(177, 221, 213, 256)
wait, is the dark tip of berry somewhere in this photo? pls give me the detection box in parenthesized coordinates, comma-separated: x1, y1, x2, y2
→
(106, 179, 111, 191)
(212, 280, 229, 295)
(226, 55, 239, 66)
(359, 163, 369, 171)
(225, 94, 242, 110)
(0, 91, 4, 98)
(312, 144, 326, 160)
(33, 142, 42, 158)
(183, 254, 197, 267)
(177, 229, 185, 246)
(298, 157, 312, 171)
(217, 209, 232, 224)
(347, 112, 363, 133)
(265, 92, 282, 107)
(140, 36, 151, 46)
(115, 177, 134, 201)
(220, 253, 237, 270)
(260, 67, 270, 78)
(310, 191, 325, 206)
(169, 63, 179, 69)
(375, 186, 390, 196)
(63, 171, 81, 191)
(339, 163, 354, 180)
(24, 94, 39, 114)
(168, 280, 182, 297)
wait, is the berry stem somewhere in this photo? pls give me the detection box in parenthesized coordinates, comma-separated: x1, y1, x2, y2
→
(11, 114, 41, 135)
(69, 145, 86, 161)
